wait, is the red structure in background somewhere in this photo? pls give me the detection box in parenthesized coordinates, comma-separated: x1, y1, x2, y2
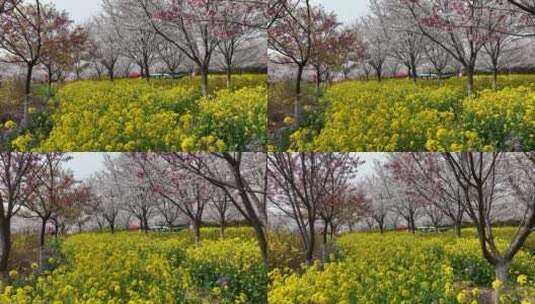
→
(128, 72, 142, 79)
(395, 71, 408, 79)
(128, 223, 141, 231)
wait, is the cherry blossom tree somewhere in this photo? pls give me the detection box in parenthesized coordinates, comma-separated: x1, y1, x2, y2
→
(269, 0, 314, 122)
(49, 182, 90, 237)
(88, 15, 122, 81)
(70, 33, 93, 80)
(387, 153, 466, 236)
(308, 11, 354, 90)
(359, 15, 389, 81)
(443, 152, 534, 286)
(120, 154, 159, 233)
(157, 40, 185, 74)
(0, 0, 45, 126)
(481, 16, 523, 89)
(163, 153, 269, 269)
(507, 0, 535, 15)
(267, 153, 363, 265)
(40, 13, 88, 96)
(86, 155, 129, 233)
(208, 188, 237, 238)
(404, 0, 511, 94)
(19, 153, 71, 248)
(0, 0, 20, 15)
(318, 185, 367, 247)
(150, 158, 214, 243)
(216, 0, 263, 88)
(335, 25, 366, 80)
(423, 40, 452, 77)
(363, 161, 394, 233)
(137, 0, 265, 95)
(103, 0, 159, 80)
(371, 0, 426, 82)
(0, 152, 41, 272)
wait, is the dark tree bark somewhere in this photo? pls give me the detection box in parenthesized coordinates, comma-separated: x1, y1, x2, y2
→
(39, 217, 48, 247)
(0, 220, 11, 271)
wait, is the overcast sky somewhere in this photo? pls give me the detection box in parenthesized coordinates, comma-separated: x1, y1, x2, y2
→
(65, 153, 108, 180)
(64, 153, 384, 182)
(48, 0, 370, 24)
(47, 0, 102, 22)
(312, 0, 369, 24)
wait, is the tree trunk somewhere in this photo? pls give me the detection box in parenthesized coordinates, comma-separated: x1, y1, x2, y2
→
(407, 216, 416, 233)
(322, 221, 328, 247)
(251, 222, 269, 269)
(410, 55, 418, 83)
(495, 261, 510, 283)
(494, 260, 510, 303)
(226, 67, 232, 89)
(329, 222, 335, 239)
(40, 218, 47, 248)
(144, 60, 151, 81)
(219, 219, 225, 239)
(110, 222, 115, 234)
(192, 220, 201, 244)
(143, 216, 149, 233)
(295, 65, 305, 124)
(0, 220, 11, 272)
(138, 63, 145, 78)
(22, 64, 34, 128)
(53, 218, 59, 239)
(466, 65, 475, 96)
(200, 65, 209, 96)
(492, 67, 498, 91)
(305, 222, 316, 265)
(453, 221, 462, 238)
(47, 69, 53, 98)
(315, 66, 321, 95)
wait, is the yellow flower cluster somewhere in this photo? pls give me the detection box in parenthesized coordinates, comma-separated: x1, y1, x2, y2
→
(13, 75, 266, 152)
(290, 75, 535, 152)
(0, 228, 265, 304)
(269, 229, 535, 304)
(186, 238, 267, 303)
(182, 86, 267, 151)
(270, 233, 457, 303)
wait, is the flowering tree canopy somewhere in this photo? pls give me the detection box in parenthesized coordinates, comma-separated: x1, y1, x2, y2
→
(404, 0, 514, 94)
